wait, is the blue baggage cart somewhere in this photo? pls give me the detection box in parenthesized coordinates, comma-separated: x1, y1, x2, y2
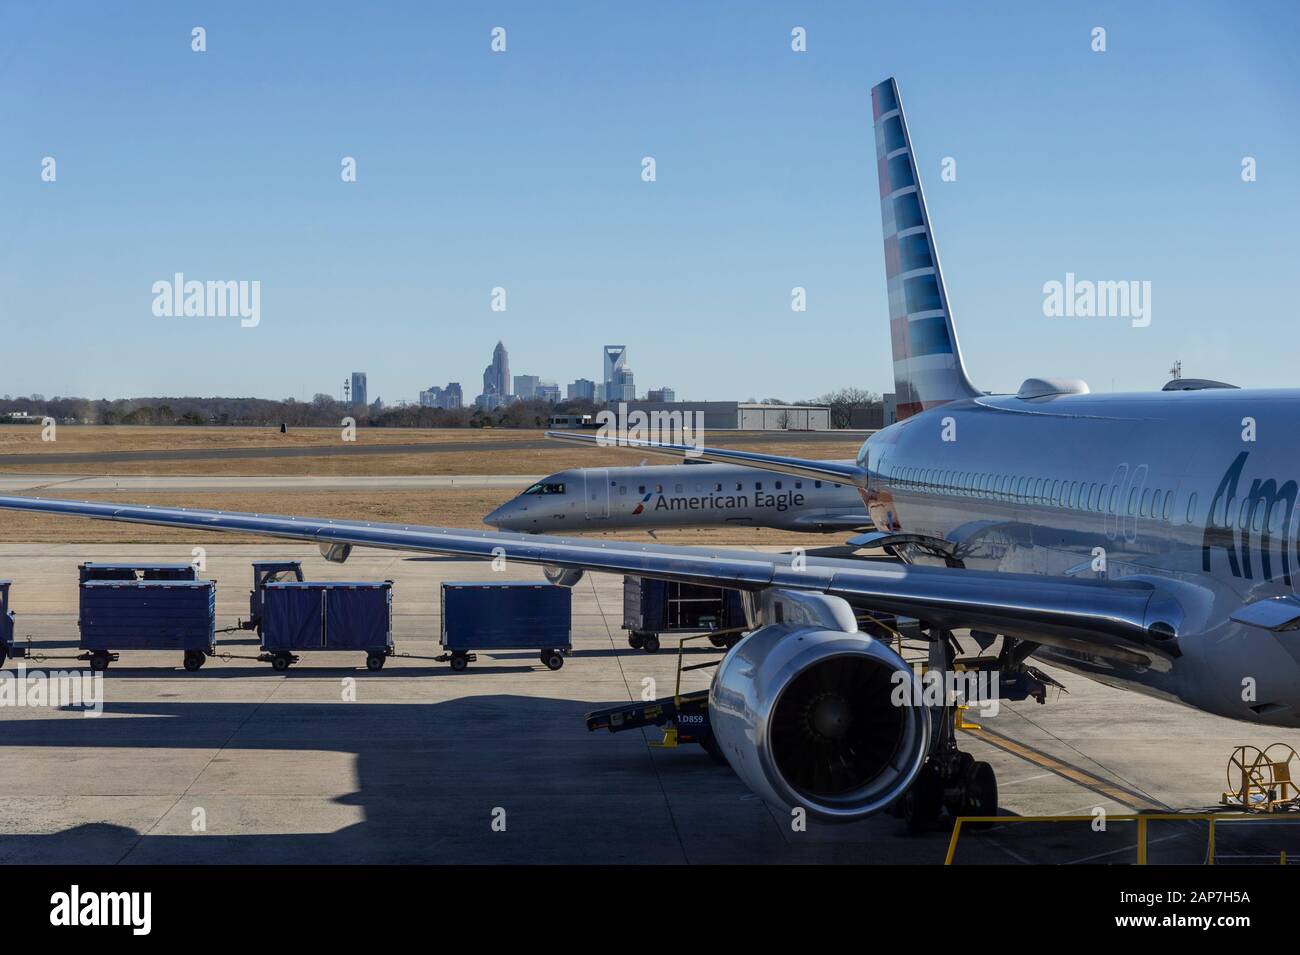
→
(78, 579, 217, 671)
(439, 582, 571, 671)
(622, 576, 747, 653)
(261, 581, 393, 671)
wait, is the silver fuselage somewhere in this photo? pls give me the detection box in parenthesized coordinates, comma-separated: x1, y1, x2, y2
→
(862, 387, 1300, 724)
(484, 463, 866, 534)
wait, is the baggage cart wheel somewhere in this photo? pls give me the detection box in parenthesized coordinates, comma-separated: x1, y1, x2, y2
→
(450, 652, 469, 672)
(271, 653, 291, 672)
(0, 643, 7, 667)
(183, 650, 205, 672)
(627, 632, 645, 650)
(541, 650, 564, 671)
(366, 653, 385, 671)
(641, 633, 660, 654)
(89, 651, 111, 672)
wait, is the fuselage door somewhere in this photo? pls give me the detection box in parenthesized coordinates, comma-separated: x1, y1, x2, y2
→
(584, 469, 610, 520)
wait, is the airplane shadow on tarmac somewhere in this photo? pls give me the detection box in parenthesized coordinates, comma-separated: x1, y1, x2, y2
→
(0, 695, 953, 865)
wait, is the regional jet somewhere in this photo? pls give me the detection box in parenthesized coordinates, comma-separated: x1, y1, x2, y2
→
(5, 78, 1299, 831)
(483, 463, 869, 534)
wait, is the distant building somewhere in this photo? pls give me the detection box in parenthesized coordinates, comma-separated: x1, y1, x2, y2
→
(618, 401, 830, 431)
(603, 345, 628, 401)
(594, 383, 606, 404)
(567, 378, 596, 401)
(350, 372, 368, 408)
(477, 341, 511, 407)
(536, 381, 561, 403)
(882, 392, 897, 427)
(647, 387, 675, 403)
(419, 382, 464, 410)
(513, 375, 540, 400)
(611, 366, 636, 402)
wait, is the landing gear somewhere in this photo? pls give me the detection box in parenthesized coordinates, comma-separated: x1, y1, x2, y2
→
(900, 628, 1001, 832)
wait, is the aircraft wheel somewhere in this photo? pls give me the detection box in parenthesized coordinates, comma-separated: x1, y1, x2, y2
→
(960, 761, 999, 828)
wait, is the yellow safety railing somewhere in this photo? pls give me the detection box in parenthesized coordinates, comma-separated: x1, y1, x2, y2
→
(944, 812, 1297, 865)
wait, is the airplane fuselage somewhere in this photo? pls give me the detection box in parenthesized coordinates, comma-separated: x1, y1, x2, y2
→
(862, 387, 1300, 725)
(485, 463, 867, 534)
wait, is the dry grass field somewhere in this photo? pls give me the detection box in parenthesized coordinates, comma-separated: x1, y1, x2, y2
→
(0, 425, 861, 476)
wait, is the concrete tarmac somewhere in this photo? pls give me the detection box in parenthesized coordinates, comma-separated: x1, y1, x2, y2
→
(2, 542, 1298, 865)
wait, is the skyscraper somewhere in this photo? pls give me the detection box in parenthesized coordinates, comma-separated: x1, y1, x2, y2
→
(603, 345, 627, 401)
(479, 341, 511, 406)
(350, 372, 367, 408)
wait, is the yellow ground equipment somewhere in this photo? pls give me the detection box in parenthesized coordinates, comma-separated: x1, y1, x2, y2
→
(1222, 743, 1300, 812)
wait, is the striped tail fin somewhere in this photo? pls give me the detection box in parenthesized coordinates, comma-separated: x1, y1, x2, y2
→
(872, 77, 979, 420)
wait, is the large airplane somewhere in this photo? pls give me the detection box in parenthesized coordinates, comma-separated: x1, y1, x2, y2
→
(483, 462, 870, 534)
(4, 77, 1299, 831)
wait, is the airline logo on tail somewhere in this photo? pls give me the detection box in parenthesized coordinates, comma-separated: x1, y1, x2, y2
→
(872, 78, 979, 420)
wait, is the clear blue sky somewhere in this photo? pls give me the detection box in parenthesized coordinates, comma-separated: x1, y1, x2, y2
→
(1, 1, 1296, 404)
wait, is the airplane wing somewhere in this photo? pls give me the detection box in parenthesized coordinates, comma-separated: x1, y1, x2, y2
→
(0, 494, 1183, 663)
(544, 431, 868, 487)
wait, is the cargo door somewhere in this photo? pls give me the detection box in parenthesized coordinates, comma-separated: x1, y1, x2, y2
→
(584, 469, 610, 520)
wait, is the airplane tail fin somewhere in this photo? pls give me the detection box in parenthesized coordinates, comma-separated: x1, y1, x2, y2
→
(872, 78, 979, 420)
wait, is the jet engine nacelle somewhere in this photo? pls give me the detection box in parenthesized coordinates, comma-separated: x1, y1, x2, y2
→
(543, 565, 584, 588)
(710, 622, 930, 821)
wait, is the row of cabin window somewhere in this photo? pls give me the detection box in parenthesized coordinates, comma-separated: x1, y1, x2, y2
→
(626, 479, 836, 495)
(888, 465, 1187, 522)
(891, 464, 1293, 534)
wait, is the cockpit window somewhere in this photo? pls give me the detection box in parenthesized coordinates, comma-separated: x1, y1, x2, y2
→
(523, 482, 566, 495)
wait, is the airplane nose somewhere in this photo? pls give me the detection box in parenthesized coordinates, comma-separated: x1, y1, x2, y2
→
(484, 502, 517, 529)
